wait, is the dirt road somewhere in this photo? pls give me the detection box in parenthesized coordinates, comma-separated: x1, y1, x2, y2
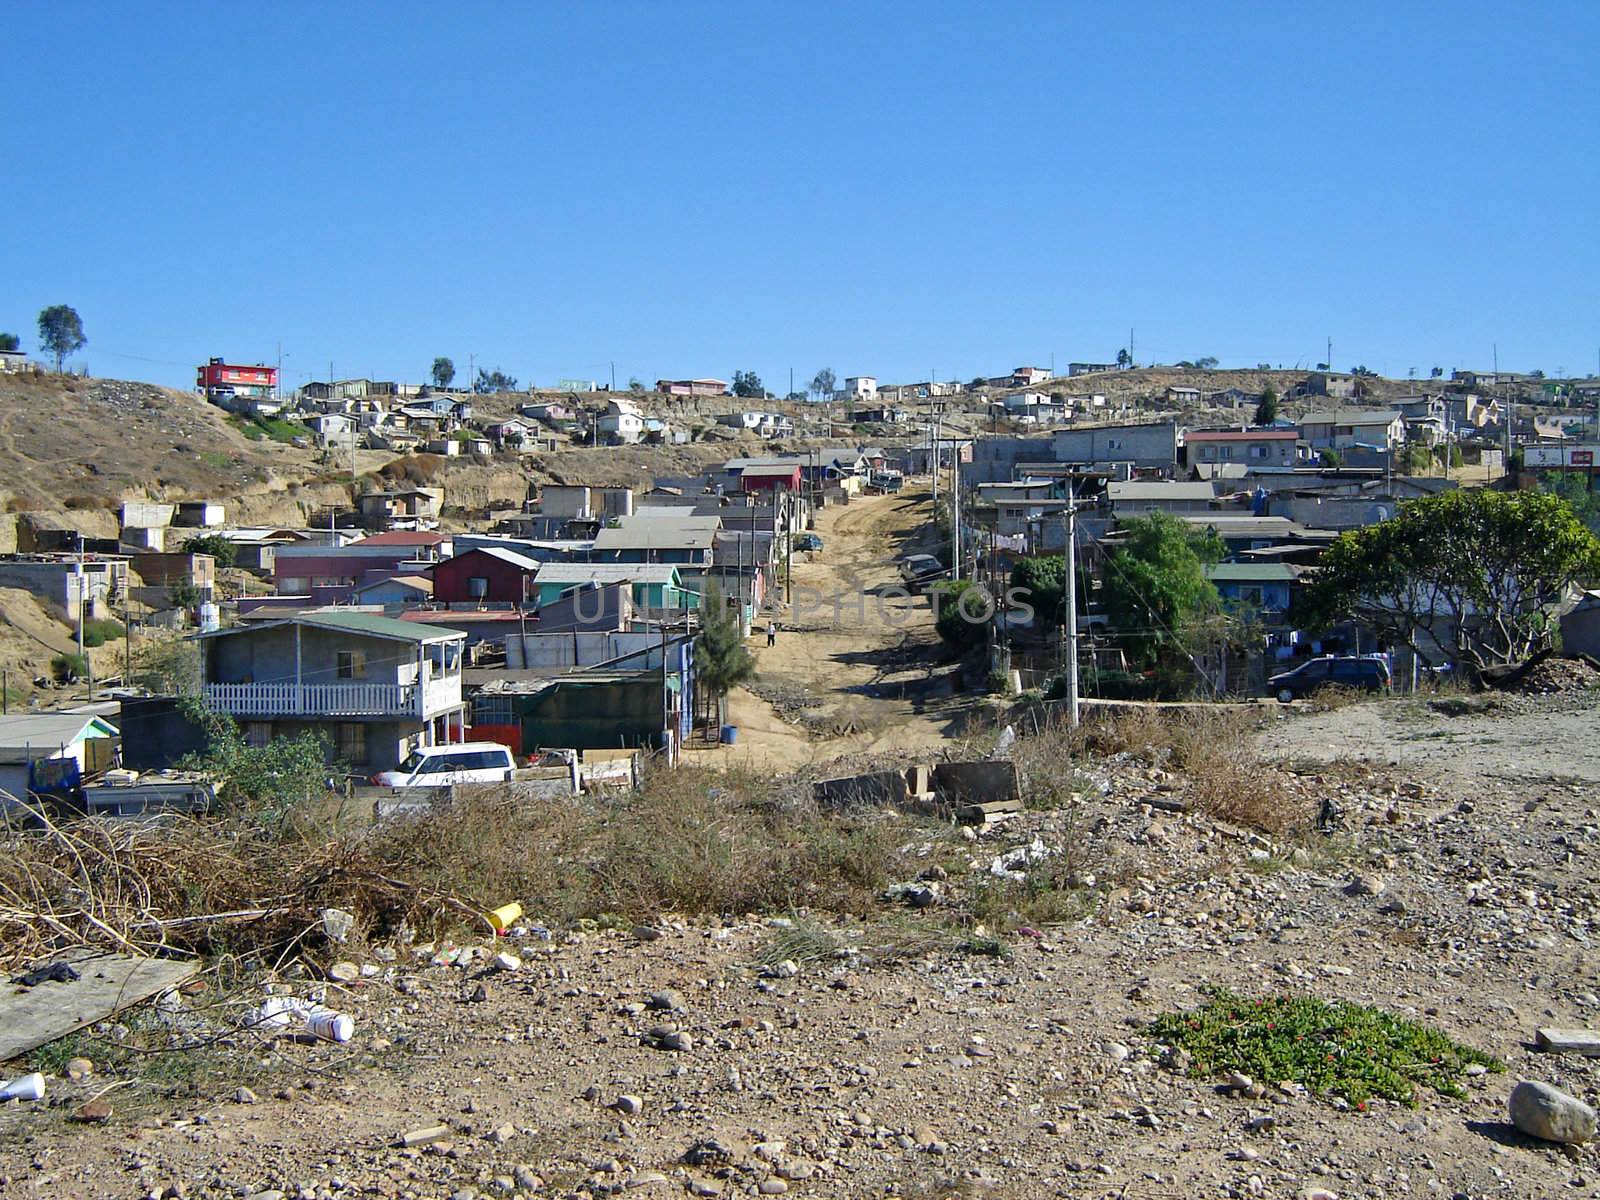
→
(699, 485, 975, 771)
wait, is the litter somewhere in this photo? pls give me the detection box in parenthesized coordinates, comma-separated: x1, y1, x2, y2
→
(0, 1072, 45, 1102)
(12, 962, 80, 987)
(486, 902, 523, 934)
(989, 837, 1055, 882)
(245, 996, 355, 1043)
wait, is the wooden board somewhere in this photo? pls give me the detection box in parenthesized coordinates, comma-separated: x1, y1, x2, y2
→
(0, 949, 199, 1062)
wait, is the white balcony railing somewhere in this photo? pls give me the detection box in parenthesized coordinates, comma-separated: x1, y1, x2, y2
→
(202, 681, 459, 719)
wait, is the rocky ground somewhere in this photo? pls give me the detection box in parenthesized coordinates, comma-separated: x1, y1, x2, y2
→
(5, 693, 1600, 1198)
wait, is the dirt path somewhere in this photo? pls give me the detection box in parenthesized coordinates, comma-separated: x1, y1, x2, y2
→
(693, 485, 975, 772)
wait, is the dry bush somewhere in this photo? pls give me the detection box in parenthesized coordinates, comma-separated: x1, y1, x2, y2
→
(1058, 705, 1312, 836)
(0, 767, 928, 969)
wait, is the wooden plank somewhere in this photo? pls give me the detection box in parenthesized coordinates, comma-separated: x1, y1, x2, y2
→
(1536, 1027, 1600, 1057)
(0, 949, 199, 1062)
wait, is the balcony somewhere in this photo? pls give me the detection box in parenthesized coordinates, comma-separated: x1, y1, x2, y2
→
(202, 678, 461, 719)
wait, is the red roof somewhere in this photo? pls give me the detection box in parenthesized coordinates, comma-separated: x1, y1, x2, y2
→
(357, 531, 450, 546)
(1185, 429, 1298, 442)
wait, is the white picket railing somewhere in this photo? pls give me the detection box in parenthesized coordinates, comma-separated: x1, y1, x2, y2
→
(203, 681, 416, 717)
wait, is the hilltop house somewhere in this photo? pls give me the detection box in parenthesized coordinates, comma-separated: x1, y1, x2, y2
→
(355, 487, 443, 531)
(840, 376, 878, 401)
(656, 379, 729, 399)
(193, 610, 468, 773)
(598, 398, 646, 444)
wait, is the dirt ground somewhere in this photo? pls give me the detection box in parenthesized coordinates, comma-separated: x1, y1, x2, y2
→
(1259, 689, 1600, 786)
(695, 485, 977, 772)
(8, 693, 1600, 1197)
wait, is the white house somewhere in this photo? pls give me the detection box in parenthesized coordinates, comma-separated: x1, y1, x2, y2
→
(598, 398, 646, 444)
(715, 411, 794, 439)
(840, 376, 878, 401)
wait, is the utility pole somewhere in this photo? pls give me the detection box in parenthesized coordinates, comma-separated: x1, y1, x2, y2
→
(1327, 336, 1332, 370)
(951, 451, 961, 581)
(1064, 503, 1080, 727)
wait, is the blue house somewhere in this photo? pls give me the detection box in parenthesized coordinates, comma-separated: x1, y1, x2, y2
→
(1205, 562, 1305, 625)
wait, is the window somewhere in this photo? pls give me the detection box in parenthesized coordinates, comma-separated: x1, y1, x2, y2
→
(245, 722, 272, 748)
(336, 650, 366, 679)
(467, 576, 489, 599)
(1249, 445, 1268, 460)
(1220, 446, 1233, 460)
(337, 723, 368, 764)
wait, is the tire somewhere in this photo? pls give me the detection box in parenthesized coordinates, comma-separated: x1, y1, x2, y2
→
(1277, 688, 1294, 704)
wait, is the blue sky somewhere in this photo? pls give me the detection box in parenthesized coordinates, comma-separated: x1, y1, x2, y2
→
(8, 1, 1598, 391)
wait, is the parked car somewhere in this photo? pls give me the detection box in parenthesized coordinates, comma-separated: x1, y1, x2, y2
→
(1269, 655, 1392, 702)
(794, 533, 824, 552)
(898, 553, 948, 594)
(372, 741, 516, 787)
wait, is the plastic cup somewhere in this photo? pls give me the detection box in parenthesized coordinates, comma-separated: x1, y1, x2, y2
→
(0, 1072, 45, 1101)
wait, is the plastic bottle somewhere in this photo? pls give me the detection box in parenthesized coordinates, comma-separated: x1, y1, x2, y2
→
(246, 996, 355, 1043)
(0, 1072, 45, 1101)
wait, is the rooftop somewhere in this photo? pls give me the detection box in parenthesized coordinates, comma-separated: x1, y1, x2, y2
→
(0, 714, 120, 758)
(356, 530, 449, 546)
(1185, 429, 1299, 442)
(195, 609, 466, 645)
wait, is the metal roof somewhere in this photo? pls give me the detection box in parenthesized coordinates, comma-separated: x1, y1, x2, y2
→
(1205, 562, 1305, 583)
(194, 609, 466, 644)
(533, 563, 681, 585)
(0, 714, 120, 757)
(447, 545, 543, 572)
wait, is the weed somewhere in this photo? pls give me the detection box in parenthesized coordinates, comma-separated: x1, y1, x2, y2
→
(1147, 987, 1502, 1106)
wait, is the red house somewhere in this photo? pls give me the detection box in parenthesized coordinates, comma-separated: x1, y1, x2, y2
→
(197, 358, 278, 398)
(739, 464, 804, 494)
(430, 546, 542, 607)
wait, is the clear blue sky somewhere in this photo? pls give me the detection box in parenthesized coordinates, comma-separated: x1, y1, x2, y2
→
(8, 1, 1598, 391)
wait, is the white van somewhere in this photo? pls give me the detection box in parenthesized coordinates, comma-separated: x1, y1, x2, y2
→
(373, 741, 516, 788)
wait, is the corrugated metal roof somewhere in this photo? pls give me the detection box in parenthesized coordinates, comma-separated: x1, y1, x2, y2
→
(0, 714, 119, 755)
(1206, 563, 1304, 583)
(533, 563, 681, 584)
(196, 609, 465, 644)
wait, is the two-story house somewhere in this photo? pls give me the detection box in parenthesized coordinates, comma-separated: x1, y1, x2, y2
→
(193, 611, 469, 772)
(1298, 409, 1406, 452)
(1184, 428, 1300, 468)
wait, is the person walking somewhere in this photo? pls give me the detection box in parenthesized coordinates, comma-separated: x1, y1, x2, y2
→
(767, 620, 778, 647)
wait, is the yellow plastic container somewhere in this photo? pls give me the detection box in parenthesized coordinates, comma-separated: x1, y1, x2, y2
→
(486, 902, 523, 934)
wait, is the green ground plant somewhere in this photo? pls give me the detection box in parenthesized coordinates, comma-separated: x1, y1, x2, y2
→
(1148, 988, 1502, 1106)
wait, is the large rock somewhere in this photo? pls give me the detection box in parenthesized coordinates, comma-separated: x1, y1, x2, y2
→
(1509, 1080, 1597, 1144)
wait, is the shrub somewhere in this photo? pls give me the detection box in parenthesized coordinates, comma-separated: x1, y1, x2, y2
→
(50, 653, 88, 681)
(80, 618, 124, 647)
(1148, 988, 1501, 1106)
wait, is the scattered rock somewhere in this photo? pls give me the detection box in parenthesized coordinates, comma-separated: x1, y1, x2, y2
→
(1510, 1080, 1597, 1144)
(399, 1124, 452, 1148)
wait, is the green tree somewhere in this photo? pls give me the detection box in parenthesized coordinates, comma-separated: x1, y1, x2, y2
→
(1319, 448, 1342, 468)
(37, 305, 86, 372)
(1253, 386, 1280, 426)
(431, 357, 455, 389)
(474, 368, 518, 393)
(1101, 512, 1223, 666)
(1298, 489, 1600, 672)
(0, 333, 19, 352)
(166, 580, 203, 611)
(628, 377, 645, 393)
(933, 579, 993, 650)
(178, 700, 335, 834)
(1191, 356, 1219, 369)
(182, 533, 238, 568)
(1010, 555, 1066, 627)
(732, 370, 765, 399)
(130, 634, 201, 695)
(969, 375, 988, 390)
(1116, 348, 1132, 369)
(809, 367, 836, 399)
(696, 582, 755, 725)
(1539, 472, 1600, 535)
